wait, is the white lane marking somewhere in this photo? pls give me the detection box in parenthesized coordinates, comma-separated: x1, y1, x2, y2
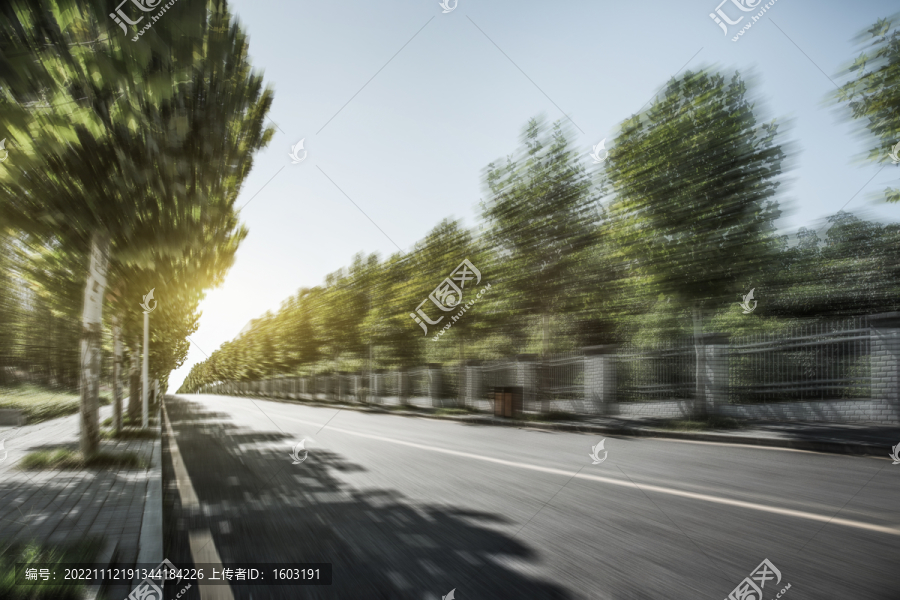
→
(189, 530, 234, 600)
(163, 404, 199, 508)
(209, 394, 861, 457)
(277, 414, 900, 537)
(163, 404, 235, 600)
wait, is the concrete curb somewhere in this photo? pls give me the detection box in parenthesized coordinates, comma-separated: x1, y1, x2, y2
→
(224, 393, 889, 458)
(83, 537, 118, 600)
(0, 408, 26, 426)
(136, 408, 163, 566)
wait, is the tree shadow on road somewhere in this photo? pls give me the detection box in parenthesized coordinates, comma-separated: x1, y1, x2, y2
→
(163, 396, 572, 600)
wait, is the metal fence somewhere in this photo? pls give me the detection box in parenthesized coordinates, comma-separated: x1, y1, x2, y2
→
(441, 365, 461, 401)
(207, 317, 878, 411)
(382, 371, 399, 397)
(616, 340, 696, 403)
(480, 361, 516, 393)
(536, 351, 584, 407)
(409, 367, 431, 398)
(728, 317, 871, 403)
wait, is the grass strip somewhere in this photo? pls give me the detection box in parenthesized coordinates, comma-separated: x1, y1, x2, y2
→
(0, 538, 102, 599)
(20, 449, 149, 471)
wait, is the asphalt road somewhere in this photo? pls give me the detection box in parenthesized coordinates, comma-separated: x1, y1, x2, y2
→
(161, 394, 899, 600)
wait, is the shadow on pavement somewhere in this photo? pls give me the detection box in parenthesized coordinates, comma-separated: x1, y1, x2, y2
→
(162, 395, 572, 599)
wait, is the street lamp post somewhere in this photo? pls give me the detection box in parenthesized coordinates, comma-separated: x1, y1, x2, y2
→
(142, 310, 149, 429)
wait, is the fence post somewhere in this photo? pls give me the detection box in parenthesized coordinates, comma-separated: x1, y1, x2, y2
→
(465, 360, 483, 410)
(702, 333, 730, 416)
(336, 372, 345, 402)
(353, 372, 361, 403)
(869, 313, 900, 424)
(373, 369, 384, 403)
(398, 368, 409, 406)
(516, 354, 539, 412)
(427, 364, 442, 407)
(583, 345, 618, 416)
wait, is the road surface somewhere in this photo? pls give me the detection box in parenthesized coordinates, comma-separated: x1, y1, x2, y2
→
(161, 394, 899, 599)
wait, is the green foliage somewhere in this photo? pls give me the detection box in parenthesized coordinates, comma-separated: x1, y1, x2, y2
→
(179, 69, 900, 394)
(481, 116, 598, 351)
(835, 13, 900, 202)
(0, 384, 111, 423)
(20, 448, 148, 470)
(0, 0, 272, 402)
(606, 69, 784, 312)
(0, 539, 102, 599)
(765, 212, 900, 318)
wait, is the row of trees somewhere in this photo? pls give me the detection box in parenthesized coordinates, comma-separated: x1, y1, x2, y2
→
(180, 14, 900, 398)
(0, 0, 273, 453)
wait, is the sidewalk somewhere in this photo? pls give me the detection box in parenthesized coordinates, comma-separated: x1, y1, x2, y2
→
(0, 403, 162, 598)
(235, 394, 900, 458)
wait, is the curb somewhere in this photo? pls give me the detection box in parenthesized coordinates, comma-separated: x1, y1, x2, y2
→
(213, 393, 889, 458)
(83, 537, 118, 600)
(136, 408, 163, 566)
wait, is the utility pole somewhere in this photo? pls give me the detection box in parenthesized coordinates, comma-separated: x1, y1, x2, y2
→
(142, 310, 149, 428)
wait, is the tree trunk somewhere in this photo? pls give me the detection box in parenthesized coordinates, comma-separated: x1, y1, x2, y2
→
(129, 344, 141, 422)
(79, 232, 110, 457)
(542, 313, 550, 356)
(368, 342, 374, 404)
(692, 304, 707, 420)
(458, 337, 465, 408)
(541, 313, 551, 413)
(112, 315, 123, 434)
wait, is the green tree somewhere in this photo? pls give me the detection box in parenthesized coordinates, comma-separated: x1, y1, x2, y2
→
(481, 117, 597, 360)
(607, 69, 784, 417)
(835, 14, 900, 203)
(0, 0, 272, 453)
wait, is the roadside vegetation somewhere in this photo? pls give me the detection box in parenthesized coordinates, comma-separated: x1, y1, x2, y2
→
(19, 448, 148, 471)
(0, 538, 102, 599)
(0, 384, 111, 424)
(179, 15, 900, 413)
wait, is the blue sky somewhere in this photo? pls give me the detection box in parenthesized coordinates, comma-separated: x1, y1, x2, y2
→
(168, 0, 900, 390)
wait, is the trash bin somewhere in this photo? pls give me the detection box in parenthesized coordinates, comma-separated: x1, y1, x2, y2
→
(491, 386, 523, 418)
